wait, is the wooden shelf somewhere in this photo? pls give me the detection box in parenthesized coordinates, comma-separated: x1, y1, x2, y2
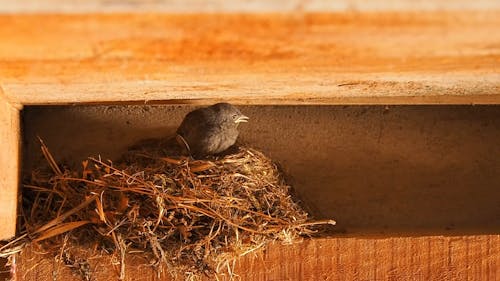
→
(0, 12, 499, 105)
(16, 235, 500, 280)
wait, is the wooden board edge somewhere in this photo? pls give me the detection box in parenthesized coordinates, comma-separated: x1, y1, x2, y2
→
(4, 73, 500, 105)
(0, 90, 20, 240)
(13, 234, 500, 280)
(1, 0, 500, 13)
(11, 95, 500, 106)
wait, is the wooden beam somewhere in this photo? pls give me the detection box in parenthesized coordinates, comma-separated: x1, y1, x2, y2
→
(0, 91, 20, 240)
(15, 235, 500, 280)
(0, 12, 499, 105)
(1, 0, 499, 13)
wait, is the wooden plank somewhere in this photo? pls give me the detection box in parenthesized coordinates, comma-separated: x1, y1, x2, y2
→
(15, 235, 500, 280)
(0, 92, 20, 240)
(0, 12, 499, 105)
(1, 0, 499, 13)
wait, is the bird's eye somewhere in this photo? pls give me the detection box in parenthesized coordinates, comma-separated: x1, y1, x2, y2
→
(232, 114, 238, 119)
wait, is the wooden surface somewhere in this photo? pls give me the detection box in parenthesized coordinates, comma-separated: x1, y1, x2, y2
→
(2, 0, 500, 13)
(0, 8, 498, 280)
(0, 12, 499, 105)
(0, 93, 20, 240)
(16, 235, 500, 280)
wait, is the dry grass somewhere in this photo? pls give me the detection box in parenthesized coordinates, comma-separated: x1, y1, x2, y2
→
(1, 138, 334, 280)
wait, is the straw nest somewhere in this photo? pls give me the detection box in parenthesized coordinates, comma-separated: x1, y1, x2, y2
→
(1, 138, 334, 280)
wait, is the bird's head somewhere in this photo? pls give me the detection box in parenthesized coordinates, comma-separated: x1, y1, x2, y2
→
(211, 103, 249, 126)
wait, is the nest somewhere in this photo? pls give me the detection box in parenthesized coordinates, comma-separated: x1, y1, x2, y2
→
(1, 138, 334, 280)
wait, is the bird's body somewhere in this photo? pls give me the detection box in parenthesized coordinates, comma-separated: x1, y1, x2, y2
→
(176, 103, 248, 157)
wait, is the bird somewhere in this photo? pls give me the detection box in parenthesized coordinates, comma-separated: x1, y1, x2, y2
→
(176, 103, 249, 157)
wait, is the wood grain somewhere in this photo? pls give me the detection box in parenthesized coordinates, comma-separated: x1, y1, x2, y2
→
(15, 235, 500, 280)
(1, 0, 500, 13)
(0, 93, 20, 239)
(0, 12, 499, 105)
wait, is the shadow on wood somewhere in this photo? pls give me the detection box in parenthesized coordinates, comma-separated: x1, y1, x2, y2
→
(22, 105, 500, 236)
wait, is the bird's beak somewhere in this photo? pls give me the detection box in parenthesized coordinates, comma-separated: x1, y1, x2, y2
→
(235, 115, 249, 123)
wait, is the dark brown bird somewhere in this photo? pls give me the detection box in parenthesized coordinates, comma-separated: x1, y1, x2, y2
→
(176, 103, 249, 157)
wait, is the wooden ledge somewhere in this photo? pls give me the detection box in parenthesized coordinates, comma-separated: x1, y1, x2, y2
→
(0, 12, 499, 105)
(15, 235, 500, 280)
